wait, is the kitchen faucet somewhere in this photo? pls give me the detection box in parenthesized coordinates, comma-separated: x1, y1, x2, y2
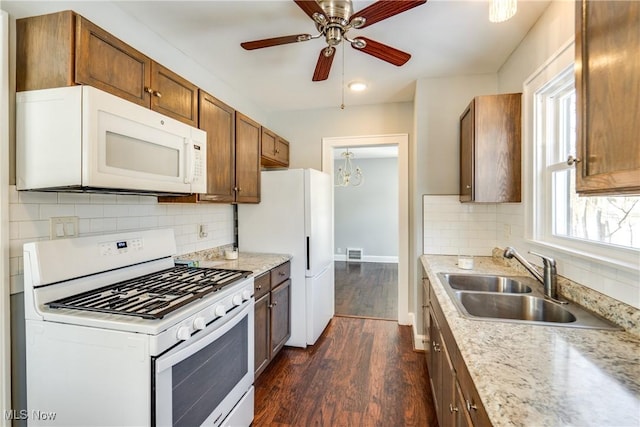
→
(503, 247, 567, 305)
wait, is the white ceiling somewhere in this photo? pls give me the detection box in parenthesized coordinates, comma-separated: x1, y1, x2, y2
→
(4, 0, 551, 113)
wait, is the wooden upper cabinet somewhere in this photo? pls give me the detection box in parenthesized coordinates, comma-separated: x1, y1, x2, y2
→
(261, 127, 290, 168)
(459, 93, 522, 203)
(575, 0, 640, 195)
(16, 11, 197, 126)
(159, 90, 236, 203)
(150, 62, 198, 127)
(75, 15, 151, 107)
(235, 113, 261, 204)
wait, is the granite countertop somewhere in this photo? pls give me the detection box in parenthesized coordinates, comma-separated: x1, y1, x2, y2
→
(178, 249, 291, 277)
(421, 255, 640, 427)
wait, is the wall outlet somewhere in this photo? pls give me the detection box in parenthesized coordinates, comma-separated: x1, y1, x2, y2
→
(50, 216, 79, 239)
(198, 224, 208, 239)
(503, 224, 512, 239)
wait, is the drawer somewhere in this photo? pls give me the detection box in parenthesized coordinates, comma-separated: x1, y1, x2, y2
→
(270, 261, 290, 286)
(254, 272, 271, 300)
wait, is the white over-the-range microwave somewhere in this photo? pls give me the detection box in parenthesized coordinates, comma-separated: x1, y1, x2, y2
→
(16, 85, 206, 195)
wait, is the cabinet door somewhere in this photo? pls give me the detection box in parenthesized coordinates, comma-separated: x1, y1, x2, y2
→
(235, 113, 261, 203)
(261, 128, 278, 163)
(254, 293, 271, 378)
(75, 16, 151, 107)
(428, 310, 442, 423)
(440, 342, 456, 427)
(150, 62, 198, 127)
(459, 102, 474, 202)
(270, 279, 291, 357)
(275, 137, 290, 167)
(575, 0, 640, 195)
(455, 382, 473, 427)
(198, 91, 236, 202)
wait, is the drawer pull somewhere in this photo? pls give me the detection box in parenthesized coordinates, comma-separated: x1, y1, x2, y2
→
(449, 404, 459, 413)
(278, 271, 285, 276)
(256, 285, 262, 290)
(466, 400, 478, 411)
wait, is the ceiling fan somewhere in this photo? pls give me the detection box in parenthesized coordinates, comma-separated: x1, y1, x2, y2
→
(241, 0, 427, 81)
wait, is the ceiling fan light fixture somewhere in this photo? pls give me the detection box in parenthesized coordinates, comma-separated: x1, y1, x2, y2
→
(489, 0, 517, 23)
(351, 38, 366, 49)
(348, 81, 367, 92)
(350, 16, 366, 28)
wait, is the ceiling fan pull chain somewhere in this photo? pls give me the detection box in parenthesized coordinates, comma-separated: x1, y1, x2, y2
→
(340, 41, 345, 110)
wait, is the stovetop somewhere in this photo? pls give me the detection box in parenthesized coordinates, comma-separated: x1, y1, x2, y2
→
(46, 266, 252, 320)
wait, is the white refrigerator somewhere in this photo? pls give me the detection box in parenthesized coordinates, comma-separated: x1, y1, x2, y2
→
(238, 168, 334, 347)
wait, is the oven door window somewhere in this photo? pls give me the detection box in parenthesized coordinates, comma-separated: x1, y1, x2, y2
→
(172, 317, 247, 426)
(154, 304, 253, 427)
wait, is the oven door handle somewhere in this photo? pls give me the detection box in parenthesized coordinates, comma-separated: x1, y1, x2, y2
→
(155, 299, 253, 373)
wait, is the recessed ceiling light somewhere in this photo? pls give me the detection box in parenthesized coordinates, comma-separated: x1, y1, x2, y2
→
(348, 81, 367, 92)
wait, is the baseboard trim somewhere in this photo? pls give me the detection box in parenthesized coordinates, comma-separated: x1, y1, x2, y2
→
(333, 254, 398, 263)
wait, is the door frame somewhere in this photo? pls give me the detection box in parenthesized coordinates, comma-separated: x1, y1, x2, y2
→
(1, 10, 12, 425)
(321, 134, 410, 325)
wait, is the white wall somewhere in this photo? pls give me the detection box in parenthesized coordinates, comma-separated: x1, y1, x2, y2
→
(334, 157, 398, 261)
(268, 102, 413, 170)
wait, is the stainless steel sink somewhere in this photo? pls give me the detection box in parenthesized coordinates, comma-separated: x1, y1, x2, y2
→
(455, 292, 576, 323)
(441, 273, 532, 293)
(436, 272, 620, 330)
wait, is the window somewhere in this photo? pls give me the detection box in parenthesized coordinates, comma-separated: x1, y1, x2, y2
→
(530, 50, 640, 266)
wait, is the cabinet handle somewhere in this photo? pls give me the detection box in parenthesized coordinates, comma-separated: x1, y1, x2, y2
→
(256, 285, 262, 290)
(153, 90, 162, 98)
(233, 187, 242, 192)
(144, 87, 153, 94)
(275, 149, 280, 154)
(449, 404, 459, 413)
(465, 185, 471, 189)
(432, 341, 441, 352)
(278, 271, 285, 276)
(466, 400, 478, 411)
(566, 155, 581, 166)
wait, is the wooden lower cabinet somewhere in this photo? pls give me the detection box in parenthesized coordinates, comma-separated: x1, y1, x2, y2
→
(425, 270, 492, 427)
(254, 261, 291, 379)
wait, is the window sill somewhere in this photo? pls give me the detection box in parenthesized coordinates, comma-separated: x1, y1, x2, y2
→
(526, 238, 639, 274)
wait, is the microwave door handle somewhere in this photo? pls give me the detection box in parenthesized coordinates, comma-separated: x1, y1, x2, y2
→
(184, 138, 195, 184)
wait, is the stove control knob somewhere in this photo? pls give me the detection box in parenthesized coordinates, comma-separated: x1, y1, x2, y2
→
(214, 305, 226, 317)
(193, 317, 206, 330)
(176, 326, 191, 341)
(232, 295, 243, 306)
(242, 290, 252, 301)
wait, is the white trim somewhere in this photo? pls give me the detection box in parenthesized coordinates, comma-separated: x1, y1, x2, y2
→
(0, 10, 12, 425)
(333, 254, 399, 263)
(322, 134, 410, 325)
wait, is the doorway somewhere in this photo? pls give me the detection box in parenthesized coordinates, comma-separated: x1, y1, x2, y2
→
(321, 134, 409, 325)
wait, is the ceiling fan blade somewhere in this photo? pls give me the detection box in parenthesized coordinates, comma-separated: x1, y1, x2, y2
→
(241, 34, 311, 50)
(352, 0, 427, 28)
(352, 37, 411, 66)
(294, 0, 327, 21)
(312, 47, 335, 81)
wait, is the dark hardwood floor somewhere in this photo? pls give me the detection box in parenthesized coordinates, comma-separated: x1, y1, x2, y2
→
(334, 262, 398, 320)
(254, 316, 436, 426)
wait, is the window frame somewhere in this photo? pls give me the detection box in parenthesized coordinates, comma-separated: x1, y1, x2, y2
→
(523, 39, 639, 272)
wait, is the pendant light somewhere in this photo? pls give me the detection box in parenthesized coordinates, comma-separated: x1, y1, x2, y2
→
(335, 149, 364, 187)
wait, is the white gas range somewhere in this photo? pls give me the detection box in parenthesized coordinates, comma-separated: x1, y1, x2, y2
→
(23, 228, 255, 427)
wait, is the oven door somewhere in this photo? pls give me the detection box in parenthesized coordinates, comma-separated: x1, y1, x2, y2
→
(154, 300, 254, 427)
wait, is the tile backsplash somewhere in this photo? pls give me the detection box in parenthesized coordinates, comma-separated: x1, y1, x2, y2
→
(423, 195, 498, 256)
(8, 186, 234, 294)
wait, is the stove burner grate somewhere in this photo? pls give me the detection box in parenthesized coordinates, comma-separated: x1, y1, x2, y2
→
(47, 266, 252, 319)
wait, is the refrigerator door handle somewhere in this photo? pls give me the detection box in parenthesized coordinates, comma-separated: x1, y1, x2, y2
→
(306, 236, 310, 270)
